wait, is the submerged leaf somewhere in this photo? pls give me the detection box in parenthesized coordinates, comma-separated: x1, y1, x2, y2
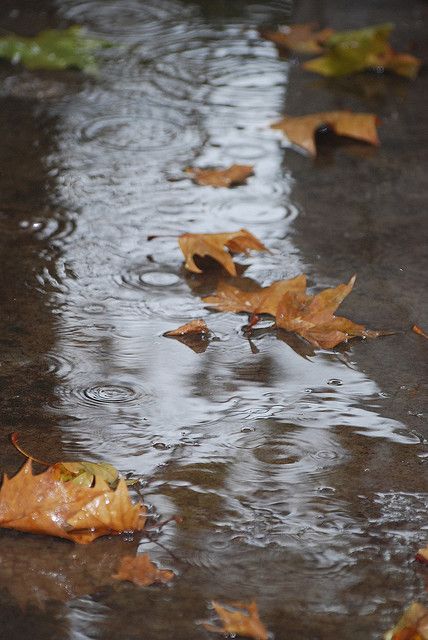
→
(163, 319, 209, 336)
(276, 275, 382, 348)
(204, 600, 269, 640)
(271, 111, 379, 156)
(384, 602, 428, 640)
(113, 553, 174, 587)
(185, 165, 254, 188)
(0, 460, 146, 543)
(303, 23, 421, 78)
(260, 23, 334, 55)
(178, 229, 268, 276)
(0, 26, 110, 73)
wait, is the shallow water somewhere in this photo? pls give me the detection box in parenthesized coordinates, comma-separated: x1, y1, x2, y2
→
(0, 0, 427, 638)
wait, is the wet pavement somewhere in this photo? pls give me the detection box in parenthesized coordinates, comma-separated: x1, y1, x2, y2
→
(0, 0, 426, 638)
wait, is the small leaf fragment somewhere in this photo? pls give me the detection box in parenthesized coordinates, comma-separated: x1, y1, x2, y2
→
(113, 553, 174, 587)
(163, 319, 209, 337)
(416, 545, 428, 564)
(0, 26, 111, 73)
(384, 602, 428, 640)
(204, 600, 269, 640)
(271, 111, 380, 156)
(178, 229, 268, 276)
(260, 23, 334, 55)
(412, 324, 428, 340)
(185, 165, 254, 188)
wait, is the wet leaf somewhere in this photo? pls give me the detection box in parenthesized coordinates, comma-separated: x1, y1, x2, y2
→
(416, 545, 428, 564)
(412, 325, 428, 340)
(185, 165, 254, 188)
(203, 274, 306, 316)
(0, 26, 111, 73)
(0, 459, 147, 543)
(260, 23, 334, 55)
(303, 23, 421, 79)
(271, 111, 379, 156)
(113, 553, 174, 587)
(276, 275, 383, 348)
(204, 600, 269, 640)
(384, 602, 428, 640)
(163, 319, 209, 336)
(178, 229, 268, 276)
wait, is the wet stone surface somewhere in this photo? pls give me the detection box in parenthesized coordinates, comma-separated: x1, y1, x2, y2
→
(0, 0, 426, 638)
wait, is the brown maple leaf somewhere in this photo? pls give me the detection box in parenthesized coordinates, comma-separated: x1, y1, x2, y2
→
(271, 111, 380, 156)
(204, 600, 269, 640)
(163, 319, 209, 336)
(260, 23, 334, 55)
(113, 553, 174, 587)
(178, 229, 268, 276)
(203, 274, 306, 316)
(275, 275, 382, 349)
(384, 602, 428, 640)
(185, 165, 254, 188)
(412, 324, 428, 340)
(0, 459, 147, 543)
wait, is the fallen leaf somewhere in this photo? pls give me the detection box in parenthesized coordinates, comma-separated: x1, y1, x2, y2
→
(204, 600, 269, 640)
(276, 275, 382, 348)
(0, 459, 146, 543)
(416, 545, 428, 564)
(163, 319, 209, 336)
(113, 553, 174, 587)
(178, 229, 268, 276)
(384, 602, 428, 640)
(11, 432, 119, 488)
(412, 325, 428, 340)
(260, 23, 334, 55)
(303, 23, 421, 79)
(271, 111, 379, 156)
(203, 274, 307, 316)
(185, 165, 254, 188)
(0, 26, 110, 73)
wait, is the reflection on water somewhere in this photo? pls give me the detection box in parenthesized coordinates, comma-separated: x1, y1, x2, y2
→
(0, 0, 426, 638)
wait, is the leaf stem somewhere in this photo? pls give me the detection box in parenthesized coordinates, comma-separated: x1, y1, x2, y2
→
(10, 432, 49, 466)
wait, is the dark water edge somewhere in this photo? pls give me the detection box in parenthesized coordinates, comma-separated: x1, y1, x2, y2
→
(0, 0, 426, 638)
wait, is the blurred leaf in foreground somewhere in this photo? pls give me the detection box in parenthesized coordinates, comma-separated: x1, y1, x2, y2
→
(260, 23, 334, 55)
(304, 23, 421, 79)
(384, 602, 428, 639)
(0, 26, 111, 73)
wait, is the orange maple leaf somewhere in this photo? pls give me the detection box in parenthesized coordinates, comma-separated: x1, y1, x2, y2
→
(113, 553, 174, 587)
(0, 460, 147, 543)
(271, 111, 380, 156)
(275, 275, 382, 348)
(260, 23, 334, 55)
(385, 602, 428, 640)
(185, 165, 254, 188)
(178, 229, 268, 276)
(203, 274, 306, 316)
(204, 600, 269, 640)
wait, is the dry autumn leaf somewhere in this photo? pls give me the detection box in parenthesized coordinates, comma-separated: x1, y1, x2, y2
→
(412, 324, 428, 340)
(260, 23, 334, 55)
(416, 545, 428, 564)
(271, 111, 380, 156)
(203, 274, 306, 316)
(185, 165, 254, 188)
(204, 600, 269, 640)
(384, 602, 428, 640)
(0, 459, 147, 543)
(276, 275, 382, 348)
(113, 553, 174, 587)
(163, 319, 209, 336)
(178, 229, 268, 276)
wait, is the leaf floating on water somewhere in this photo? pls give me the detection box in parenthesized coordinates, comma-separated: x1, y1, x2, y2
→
(163, 319, 209, 337)
(412, 324, 428, 340)
(113, 553, 174, 587)
(416, 545, 428, 564)
(0, 26, 111, 73)
(0, 459, 147, 543)
(178, 229, 268, 276)
(303, 23, 421, 79)
(271, 111, 380, 156)
(384, 602, 428, 640)
(185, 165, 254, 188)
(260, 23, 334, 55)
(275, 275, 384, 349)
(203, 275, 306, 316)
(204, 600, 269, 640)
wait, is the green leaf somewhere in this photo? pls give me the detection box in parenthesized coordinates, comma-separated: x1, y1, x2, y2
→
(55, 461, 120, 488)
(0, 26, 111, 73)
